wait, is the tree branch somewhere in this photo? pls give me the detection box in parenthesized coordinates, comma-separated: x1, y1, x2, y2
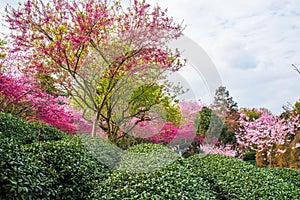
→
(292, 64, 300, 75)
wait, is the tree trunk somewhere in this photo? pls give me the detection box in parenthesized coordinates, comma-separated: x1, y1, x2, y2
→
(92, 117, 98, 137)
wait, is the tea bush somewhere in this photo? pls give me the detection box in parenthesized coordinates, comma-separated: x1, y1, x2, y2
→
(79, 134, 123, 169)
(265, 167, 300, 188)
(96, 157, 218, 199)
(187, 154, 300, 199)
(1, 113, 299, 199)
(0, 136, 110, 199)
(0, 112, 67, 144)
(117, 143, 180, 173)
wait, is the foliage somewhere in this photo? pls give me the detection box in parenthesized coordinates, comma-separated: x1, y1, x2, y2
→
(211, 86, 239, 145)
(0, 136, 110, 199)
(218, 125, 237, 145)
(242, 150, 256, 165)
(95, 144, 217, 199)
(0, 38, 7, 61)
(79, 134, 123, 169)
(293, 101, 300, 116)
(187, 154, 300, 199)
(118, 83, 183, 141)
(1, 125, 300, 200)
(270, 131, 300, 169)
(265, 167, 300, 188)
(0, 112, 67, 144)
(128, 83, 180, 125)
(126, 143, 167, 154)
(117, 143, 179, 173)
(240, 108, 264, 121)
(96, 161, 218, 199)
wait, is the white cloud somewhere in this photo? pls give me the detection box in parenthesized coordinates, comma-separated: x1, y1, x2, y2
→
(148, 0, 300, 114)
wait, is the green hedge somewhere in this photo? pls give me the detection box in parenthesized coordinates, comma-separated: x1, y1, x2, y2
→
(117, 143, 180, 173)
(187, 154, 300, 199)
(0, 136, 110, 199)
(265, 167, 300, 188)
(0, 112, 67, 144)
(80, 134, 123, 169)
(96, 144, 218, 200)
(1, 114, 299, 200)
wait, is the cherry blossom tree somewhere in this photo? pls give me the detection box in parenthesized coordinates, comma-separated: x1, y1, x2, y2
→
(236, 110, 300, 166)
(4, 0, 184, 141)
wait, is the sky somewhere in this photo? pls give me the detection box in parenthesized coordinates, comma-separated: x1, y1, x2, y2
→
(146, 0, 300, 114)
(1, 0, 300, 114)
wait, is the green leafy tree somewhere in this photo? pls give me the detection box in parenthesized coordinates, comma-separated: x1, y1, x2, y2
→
(241, 108, 264, 121)
(194, 106, 224, 140)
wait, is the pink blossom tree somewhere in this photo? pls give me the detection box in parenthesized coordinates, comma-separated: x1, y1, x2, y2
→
(236, 110, 300, 166)
(4, 0, 185, 141)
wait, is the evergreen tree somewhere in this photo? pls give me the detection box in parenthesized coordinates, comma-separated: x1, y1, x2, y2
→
(212, 86, 238, 118)
(212, 86, 239, 145)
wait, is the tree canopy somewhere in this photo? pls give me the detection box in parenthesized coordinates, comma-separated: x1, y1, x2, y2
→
(4, 0, 185, 142)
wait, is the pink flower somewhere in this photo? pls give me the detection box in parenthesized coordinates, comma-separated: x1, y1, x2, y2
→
(294, 143, 300, 149)
(276, 149, 286, 154)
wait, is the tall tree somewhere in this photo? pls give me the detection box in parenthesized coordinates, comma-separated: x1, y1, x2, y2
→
(212, 86, 238, 117)
(212, 86, 239, 145)
(5, 0, 184, 140)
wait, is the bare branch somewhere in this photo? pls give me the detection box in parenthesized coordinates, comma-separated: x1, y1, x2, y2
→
(292, 64, 300, 75)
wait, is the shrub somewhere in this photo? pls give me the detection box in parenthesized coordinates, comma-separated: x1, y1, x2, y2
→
(0, 136, 110, 199)
(96, 158, 218, 199)
(0, 112, 67, 144)
(93, 142, 217, 199)
(80, 134, 123, 169)
(187, 154, 300, 199)
(126, 142, 167, 153)
(118, 143, 179, 173)
(265, 167, 300, 188)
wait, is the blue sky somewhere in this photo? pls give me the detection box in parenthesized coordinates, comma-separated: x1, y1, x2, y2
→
(1, 0, 300, 114)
